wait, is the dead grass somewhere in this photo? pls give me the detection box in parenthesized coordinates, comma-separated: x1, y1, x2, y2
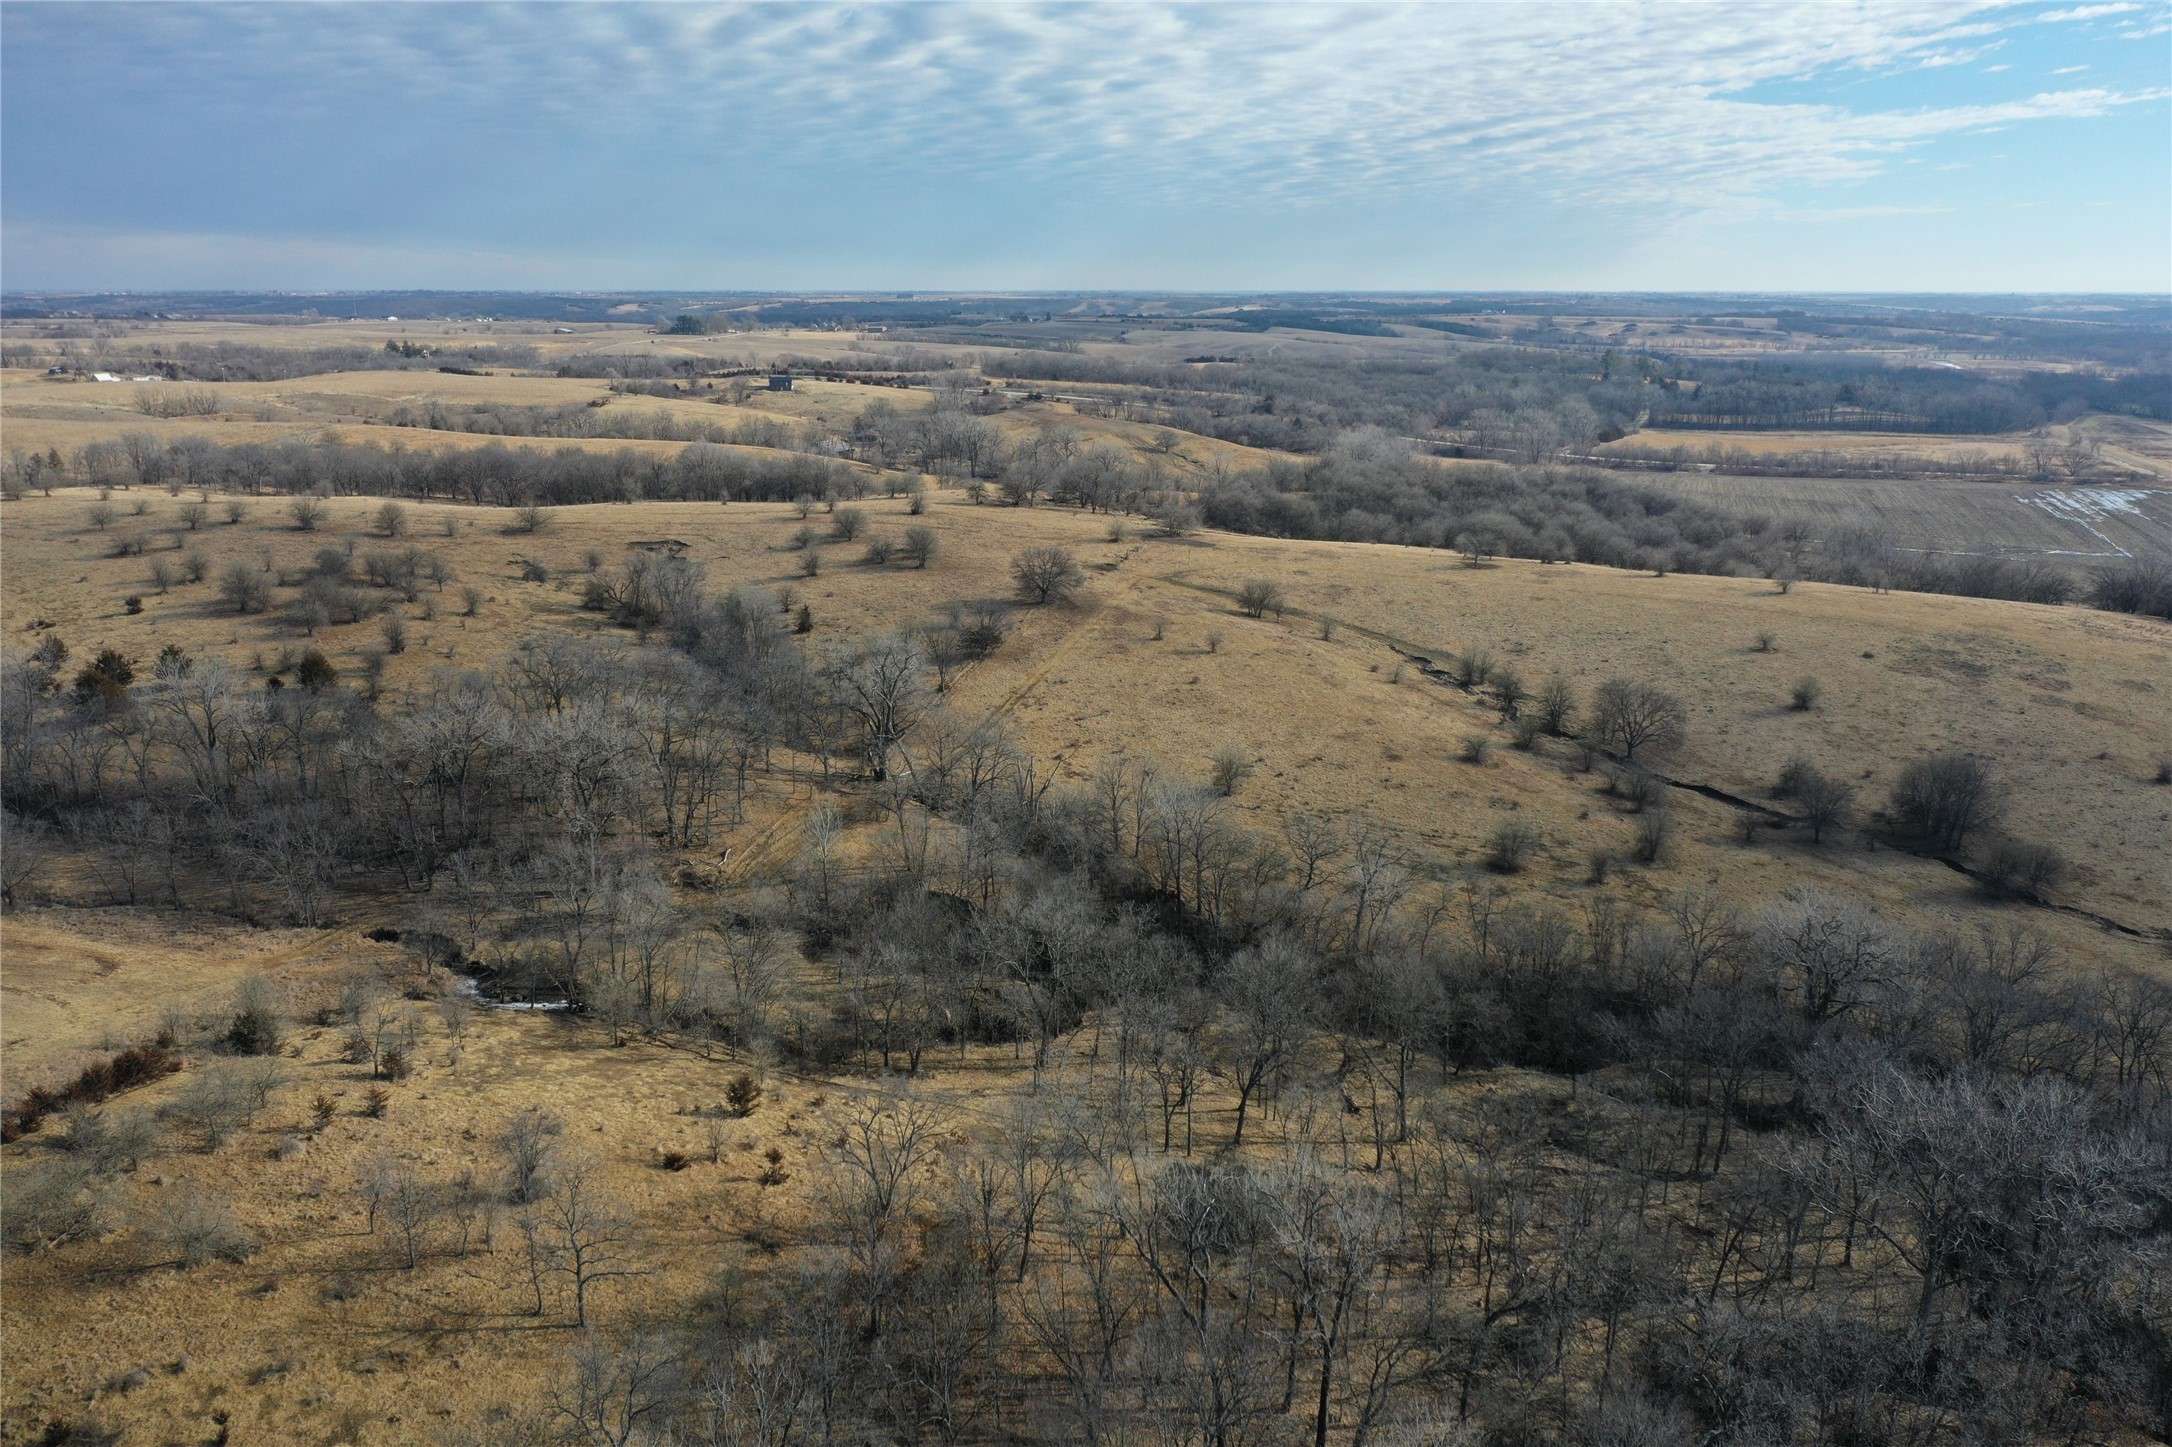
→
(6, 324, 2172, 1440)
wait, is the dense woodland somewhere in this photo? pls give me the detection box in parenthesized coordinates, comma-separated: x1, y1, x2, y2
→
(4, 502, 2170, 1444)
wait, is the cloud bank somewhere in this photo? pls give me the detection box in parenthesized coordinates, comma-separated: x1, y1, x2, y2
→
(4, 1, 2167, 289)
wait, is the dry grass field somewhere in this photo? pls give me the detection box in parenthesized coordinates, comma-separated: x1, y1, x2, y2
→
(5, 484, 2165, 941)
(5, 479, 2168, 1439)
(5, 317, 2171, 1446)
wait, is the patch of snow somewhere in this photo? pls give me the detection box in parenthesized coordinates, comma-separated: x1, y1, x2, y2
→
(2016, 488, 2162, 558)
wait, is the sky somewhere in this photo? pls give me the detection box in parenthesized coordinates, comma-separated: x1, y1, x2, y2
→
(2, 1, 2168, 294)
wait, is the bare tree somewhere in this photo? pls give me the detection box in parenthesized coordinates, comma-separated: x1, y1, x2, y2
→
(1888, 752, 2003, 854)
(1215, 935, 1321, 1147)
(498, 1105, 566, 1203)
(1012, 546, 1085, 605)
(531, 1155, 642, 1327)
(1589, 678, 1686, 761)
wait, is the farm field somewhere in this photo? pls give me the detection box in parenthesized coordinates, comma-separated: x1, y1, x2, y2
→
(1631, 470, 2172, 562)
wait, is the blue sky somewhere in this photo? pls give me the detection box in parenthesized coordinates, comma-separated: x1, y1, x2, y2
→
(3, 1, 2167, 292)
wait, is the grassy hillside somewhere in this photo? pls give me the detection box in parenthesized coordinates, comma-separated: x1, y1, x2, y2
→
(4, 319, 2170, 1447)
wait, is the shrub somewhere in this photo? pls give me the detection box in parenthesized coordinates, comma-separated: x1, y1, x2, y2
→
(1633, 807, 1675, 863)
(163, 1066, 263, 1152)
(1980, 838, 2067, 902)
(181, 550, 209, 583)
(1491, 667, 1526, 719)
(123, 595, 144, 616)
(362, 1086, 391, 1118)
(224, 499, 248, 524)
(1209, 746, 1253, 795)
(901, 525, 939, 568)
(374, 501, 409, 537)
(1511, 715, 1543, 750)
(509, 502, 550, 534)
(290, 496, 327, 531)
(2086, 558, 2172, 619)
(145, 1189, 255, 1267)
(380, 615, 407, 655)
(296, 649, 338, 691)
(223, 978, 283, 1056)
(148, 559, 177, 594)
(1794, 768, 1854, 844)
(726, 1073, 763, 1118)
(1462, 735, 1491, 766)
(2, 1160, 107, 1252)
(1617, 768, 1664, 813)
(1536, 674, 1576, 736)
(56, 1105, 156, 1176)
(1889, 752, 2003, 853)
(1754, 631, 1777, 653)
(830, 506, 868, 541)
(1, 1044, 180, 1142)
(218, 561, 272, 615)
(1486, 821, 1538, 873)
(1235, 578, 1285, 618)
(860, 537, 896, 566)
(800, 548, 822, 578)
(660, 1150, 692, 1172)
(72, 648, 136, 704)
(1790, 676, 1821, 711)
(795, 605, 814, 634)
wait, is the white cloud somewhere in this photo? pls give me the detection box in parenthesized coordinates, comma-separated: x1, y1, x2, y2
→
(2036, 3, 2141, 19)
(5, 0, 2166, 265)
(73, 4, 2139, 209)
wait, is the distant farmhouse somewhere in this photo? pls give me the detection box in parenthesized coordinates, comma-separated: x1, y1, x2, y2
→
(767, 374, 794, 392)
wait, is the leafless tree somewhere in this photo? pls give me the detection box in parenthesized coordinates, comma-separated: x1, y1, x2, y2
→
(1590, 678, 1686, 761)
(1012, 546, 1085, 605)
(1888, 752, 2003, 853)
